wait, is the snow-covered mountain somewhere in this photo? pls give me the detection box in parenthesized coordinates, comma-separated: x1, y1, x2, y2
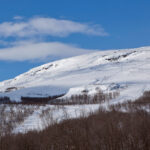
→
(0, 46, 150, 102)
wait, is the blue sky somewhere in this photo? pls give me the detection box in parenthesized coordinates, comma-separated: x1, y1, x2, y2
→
(0, 0, 150, 81)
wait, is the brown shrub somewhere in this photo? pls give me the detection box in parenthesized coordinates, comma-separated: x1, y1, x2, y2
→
(0, 107, 150, 150)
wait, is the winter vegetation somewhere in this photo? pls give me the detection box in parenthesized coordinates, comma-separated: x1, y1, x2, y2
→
(0, 91, 150, 150)
(0, 105, 36, 136)
(0, 90, 118, 134)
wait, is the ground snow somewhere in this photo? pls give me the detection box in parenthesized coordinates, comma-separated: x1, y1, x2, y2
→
(13, 104, 100, 133)
(0, 46, 150, 102)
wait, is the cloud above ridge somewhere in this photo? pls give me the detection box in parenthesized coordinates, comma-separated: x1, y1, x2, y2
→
(0, 41, 96, 61)
(0, 17, 108, 38)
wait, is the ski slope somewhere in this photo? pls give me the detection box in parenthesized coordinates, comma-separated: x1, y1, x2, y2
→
(0, 46, 150, 102)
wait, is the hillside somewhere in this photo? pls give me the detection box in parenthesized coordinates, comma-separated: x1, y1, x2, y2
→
(0, 46, 150, 102)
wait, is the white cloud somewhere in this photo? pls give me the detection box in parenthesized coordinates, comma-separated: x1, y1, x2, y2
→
(0, 17, 106, 62)
(13, 16, 24, 20)
(0, 41, 96, 61)
(0, 17, 108, 38)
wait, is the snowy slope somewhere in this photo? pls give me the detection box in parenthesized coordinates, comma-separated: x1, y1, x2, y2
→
(13, 104, 100, 133)
(0, 46, 150, 102)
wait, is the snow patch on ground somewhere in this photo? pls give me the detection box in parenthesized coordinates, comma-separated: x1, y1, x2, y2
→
(13, 104, 100, 133)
